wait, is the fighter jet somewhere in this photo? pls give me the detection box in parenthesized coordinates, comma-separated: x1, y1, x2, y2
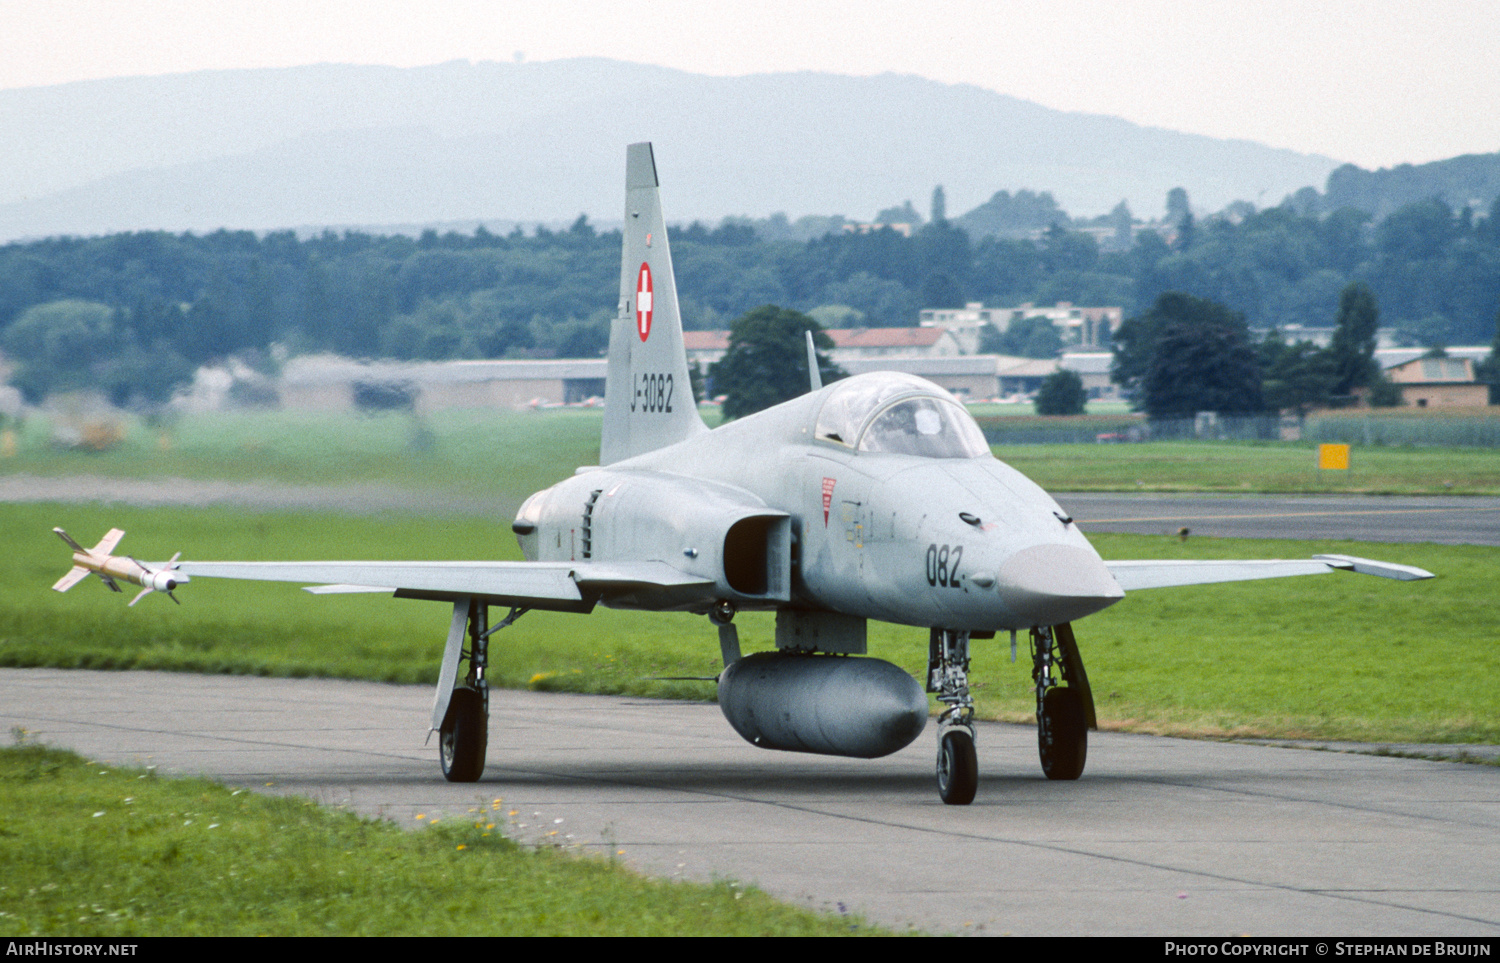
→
(54, 143, 1433, 804)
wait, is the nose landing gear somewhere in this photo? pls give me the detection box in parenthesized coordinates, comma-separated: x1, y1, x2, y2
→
(928, 628, 978, 804)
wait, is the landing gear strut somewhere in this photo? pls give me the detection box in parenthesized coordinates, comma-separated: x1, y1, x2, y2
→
(928, 628, 977, 804)
(1030, 623, 1094, 780)
(435, 599, 527, 783)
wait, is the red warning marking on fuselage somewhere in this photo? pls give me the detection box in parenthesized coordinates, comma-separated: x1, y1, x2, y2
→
(822, 477, 836, 526)
(636, 262, 653, 342)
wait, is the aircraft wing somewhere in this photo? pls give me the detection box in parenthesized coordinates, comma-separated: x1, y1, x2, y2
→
(1105, 553, 1434, 592)
(172, 559, 714, 613)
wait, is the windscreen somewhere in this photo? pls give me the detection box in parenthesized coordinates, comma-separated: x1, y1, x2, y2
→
(814, 373, 989, 459)
(857, 396, 990, 458)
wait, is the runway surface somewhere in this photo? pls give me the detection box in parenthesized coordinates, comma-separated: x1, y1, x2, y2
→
(1058, 493, 1500, 545)
(7, 475, 1498, 544)
(5, 668, 1496, 937)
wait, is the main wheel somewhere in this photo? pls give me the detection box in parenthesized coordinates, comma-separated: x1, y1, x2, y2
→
(439, 687, 487, 782)
(1038, 686, 1086, 780)
(936, 729, 978, 805)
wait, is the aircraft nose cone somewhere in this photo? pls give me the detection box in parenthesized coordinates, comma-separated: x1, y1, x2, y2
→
(996, 544, 1124, 625)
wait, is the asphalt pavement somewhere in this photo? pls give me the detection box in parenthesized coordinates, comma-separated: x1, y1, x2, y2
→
(1059, 493, 1500, 545)
(7, 475, 1497, 544)
(4, 669, 1496, 937)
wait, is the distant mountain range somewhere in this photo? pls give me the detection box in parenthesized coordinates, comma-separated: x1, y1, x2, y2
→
(0, 58, 1347, 240)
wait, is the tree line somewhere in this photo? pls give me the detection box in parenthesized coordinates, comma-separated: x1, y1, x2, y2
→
(1109, 284, 1401, 421)
(1, 190, 1498, 407)
(707, 282, 1435, 422)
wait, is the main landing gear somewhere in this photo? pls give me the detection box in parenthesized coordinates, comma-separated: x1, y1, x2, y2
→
(434, 599, 528, 783)
(1030, 623, 1095, 781)
(926, 622, 1098, 803)
(439, 687, 486, 782)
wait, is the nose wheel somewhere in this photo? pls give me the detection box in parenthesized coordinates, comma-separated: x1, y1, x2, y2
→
(936, 727, 977, 805)
(928, 628, 978, 804)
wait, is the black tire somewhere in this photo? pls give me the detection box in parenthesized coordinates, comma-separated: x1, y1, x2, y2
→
(936, 729, 978, 805)
(1039, 686, 1087, 780)
(439, 687, 487, 782)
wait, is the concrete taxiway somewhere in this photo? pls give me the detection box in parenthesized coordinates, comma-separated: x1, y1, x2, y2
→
(8, 476, 1497, 545)
(4, 668, 1496, 936)
(1059, 493, 1500, 545)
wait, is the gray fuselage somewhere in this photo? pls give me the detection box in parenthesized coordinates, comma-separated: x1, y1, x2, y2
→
(516, 372, 1124, 632)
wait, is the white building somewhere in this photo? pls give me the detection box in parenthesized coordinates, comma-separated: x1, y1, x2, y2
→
(920, 301, 1121, 350)
(275, 355, 607, 413)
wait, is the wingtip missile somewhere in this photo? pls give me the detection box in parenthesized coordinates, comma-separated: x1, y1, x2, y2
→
(52, 528, 188, 604)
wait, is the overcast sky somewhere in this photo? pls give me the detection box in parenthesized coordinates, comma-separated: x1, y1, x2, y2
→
(6, 0, 1495, 171)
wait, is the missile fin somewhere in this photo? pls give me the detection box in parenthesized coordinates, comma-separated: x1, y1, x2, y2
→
(53, 528, 86, 553)
(92, 529, 126, 555)
(53, 566, 91, 593)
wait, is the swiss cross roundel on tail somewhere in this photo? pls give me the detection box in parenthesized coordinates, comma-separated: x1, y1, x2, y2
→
(636, 262, 653, 341)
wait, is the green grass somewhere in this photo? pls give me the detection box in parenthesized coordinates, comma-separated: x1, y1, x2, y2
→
(5, 502, 1493, 744)
(0, 743, 884, 936)
(6, 407, 1500, 494)
(1306, 407, 1500, 448)
(4, 408, 602, 508)
(1000, 440, 1500, 494)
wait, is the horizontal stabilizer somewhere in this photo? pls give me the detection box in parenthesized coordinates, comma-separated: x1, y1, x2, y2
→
(1107, 555, 1433, 592)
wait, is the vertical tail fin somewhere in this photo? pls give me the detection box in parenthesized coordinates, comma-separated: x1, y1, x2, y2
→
(600, 143, 708, 465)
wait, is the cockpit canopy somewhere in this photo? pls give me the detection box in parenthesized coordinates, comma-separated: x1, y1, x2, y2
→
(813, 372, 991, 459)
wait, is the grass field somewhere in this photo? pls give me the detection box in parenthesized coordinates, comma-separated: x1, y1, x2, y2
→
(7, 501, 1493, 744)
(5, 405, 1494, 936)
(7, 407, 1500, 496)
(4, 408, 604, 505)
(998, 440, 1500, 494)
(0, 743, 885, 936)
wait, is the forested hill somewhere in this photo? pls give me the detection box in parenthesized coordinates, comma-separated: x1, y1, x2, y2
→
(1320, 154, 1500, 221)
(3, 190, 1499, 406)
(0, 59, 1337, 239)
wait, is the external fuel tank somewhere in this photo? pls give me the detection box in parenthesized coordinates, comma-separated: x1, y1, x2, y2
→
(717, 652, 928, 758)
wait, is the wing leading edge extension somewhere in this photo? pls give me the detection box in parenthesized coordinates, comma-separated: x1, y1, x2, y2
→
(173, 559, 714, 613)
(1105, 554, 1434, 592)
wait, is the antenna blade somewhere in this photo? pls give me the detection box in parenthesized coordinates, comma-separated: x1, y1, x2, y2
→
(805, 330, 823, 392)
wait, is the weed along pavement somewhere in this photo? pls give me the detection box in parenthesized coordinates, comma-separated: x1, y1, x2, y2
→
(3, 667, 1497, 936)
